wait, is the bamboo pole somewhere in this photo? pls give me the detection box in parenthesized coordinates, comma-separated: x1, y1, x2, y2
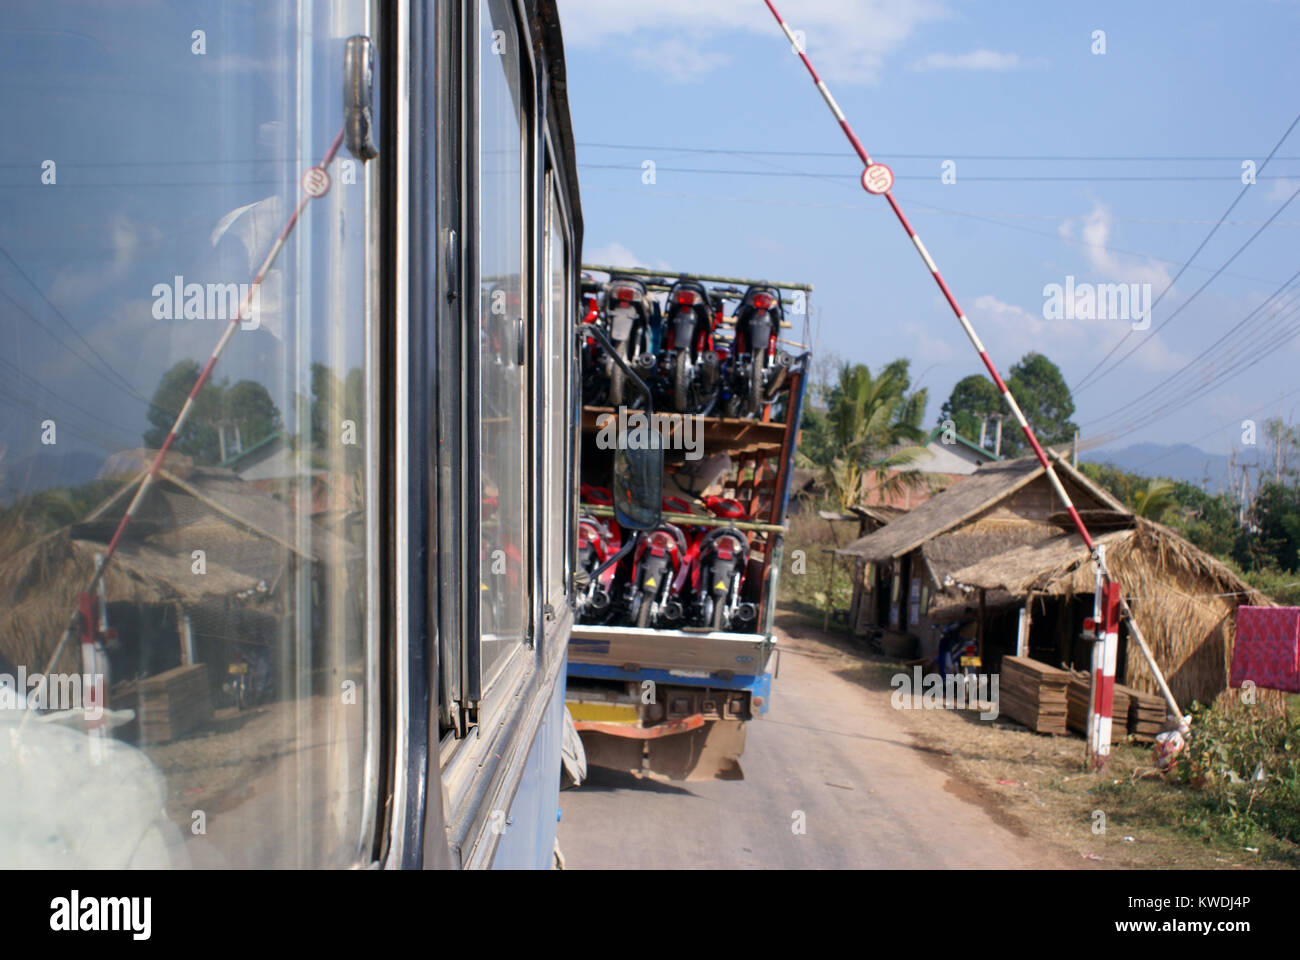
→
(582, 263, 814, 292)
(582, 503, 787, 534)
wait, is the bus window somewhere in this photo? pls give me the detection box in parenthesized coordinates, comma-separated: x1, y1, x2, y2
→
(544, 174, 570, 612)
(477, 0, 530, 686)
(0, 2, 381, 867)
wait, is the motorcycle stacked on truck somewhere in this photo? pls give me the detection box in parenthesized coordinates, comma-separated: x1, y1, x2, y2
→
(570, 265, 811, 781)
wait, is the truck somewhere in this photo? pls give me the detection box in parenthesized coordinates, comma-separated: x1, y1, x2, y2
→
(567, 265, 811, 780)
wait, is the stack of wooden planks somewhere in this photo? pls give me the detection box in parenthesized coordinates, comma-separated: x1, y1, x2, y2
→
(999, 656, 1070, 734)
(1066, 672, 1130, 742)
(137, 663, 212, 744)
(1123, 685, 1167, 741)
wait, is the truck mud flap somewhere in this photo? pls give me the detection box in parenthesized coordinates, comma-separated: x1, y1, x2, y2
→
(579, 719, 746, 782)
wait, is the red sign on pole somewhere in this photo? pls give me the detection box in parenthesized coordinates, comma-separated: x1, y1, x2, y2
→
(861, 163, 894, 195)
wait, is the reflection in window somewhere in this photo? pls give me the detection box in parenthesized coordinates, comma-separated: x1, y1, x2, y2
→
(477, 0, 528, 683)
(0, 1, 377, 868)
(545, 179, 569, 604)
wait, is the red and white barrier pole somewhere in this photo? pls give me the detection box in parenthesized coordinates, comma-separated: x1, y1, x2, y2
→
(761, 0, 1188, 733)
(1084, 546, 1121, 768)
(27, 128, 345, 725)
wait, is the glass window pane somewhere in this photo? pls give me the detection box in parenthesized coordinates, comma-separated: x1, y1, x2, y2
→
(478, 0, 527, 683)
(0, 1, 377, 868)
(545, 179, 568, 600)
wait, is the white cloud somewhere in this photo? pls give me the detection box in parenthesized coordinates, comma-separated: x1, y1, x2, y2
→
(629, 38, 731, 84)
(556, 0, 950, 84)
(1059, 202, 1172, 291)
(968, 292, 1185, 376)
(1268, 176, 1298, 206)
(584, 241, 672, 271)
(48, 213, 161, 310)
(910, 49, 1029, 72)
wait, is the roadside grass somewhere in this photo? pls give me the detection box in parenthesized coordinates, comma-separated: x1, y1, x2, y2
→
(777, 504, 859, 630)
(799, 628, 1300, 869)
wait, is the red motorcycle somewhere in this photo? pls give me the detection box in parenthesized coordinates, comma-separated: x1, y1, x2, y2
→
(724, 284, 790, 418)
(625, 521, 688, 628)
(665, 495, 758, 632)
(577, 485, 622, 623)
(663, 279, 723, 416)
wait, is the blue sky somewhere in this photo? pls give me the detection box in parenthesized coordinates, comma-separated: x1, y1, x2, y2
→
(557, 0, 1300, 475)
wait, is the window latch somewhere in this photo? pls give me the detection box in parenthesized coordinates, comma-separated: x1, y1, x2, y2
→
(445, 229, 458, 303)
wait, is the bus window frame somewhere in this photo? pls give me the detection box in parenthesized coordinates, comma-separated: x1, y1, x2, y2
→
(541, 155, 575, 636)
(466, 0, 537, 707)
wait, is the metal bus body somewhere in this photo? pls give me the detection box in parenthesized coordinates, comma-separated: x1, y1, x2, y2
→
(0, 0, 582, 870)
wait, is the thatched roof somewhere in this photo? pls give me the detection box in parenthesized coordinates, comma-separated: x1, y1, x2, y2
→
(0, 465, 360, 674)
(950, 517, 1267, 604)
(950, 517, 1274, 709)
(921, 527, 1058, 583)
(0, 530, 262, 673)
(849, 504, 906, 526)
(835, 452, 1127, 562)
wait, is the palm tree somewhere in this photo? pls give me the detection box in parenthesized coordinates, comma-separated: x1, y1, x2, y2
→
(1131, 477, 1177, 522)
(821, 362, 929, 511)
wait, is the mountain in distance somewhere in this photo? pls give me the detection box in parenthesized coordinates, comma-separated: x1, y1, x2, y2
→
(1084, 442, 1232, 489)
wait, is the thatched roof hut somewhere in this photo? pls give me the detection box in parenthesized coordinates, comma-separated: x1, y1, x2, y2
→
(0, 531, 260, 674)
(836, 452, 1126, 574)
(0, 464, 359, 677)
(949, 517, 1274, 710)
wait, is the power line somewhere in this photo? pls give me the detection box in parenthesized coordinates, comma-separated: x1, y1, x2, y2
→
(1071, 111, 1300, 393)
(1086, 298, 1300, 446)
(578, 142, 1300, 163)
(1072, 183, 1300, 399)
(1083, 268, 1300, 429)
(0, 245, 150, 403)
(584, 184, 1290, 286)
(1131, 383, 1300, 475)
(0, 352, 141, 449)
(578, 162, 1299, 183)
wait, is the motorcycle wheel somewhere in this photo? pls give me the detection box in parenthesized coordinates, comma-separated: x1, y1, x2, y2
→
(673, 350, 691, 413)
(608, 340, 628, 409)
(710, 597, 726, 631)
(635, 594, 653, 628)
(748, 356, 765, 417)
(235, 678, 246, 711)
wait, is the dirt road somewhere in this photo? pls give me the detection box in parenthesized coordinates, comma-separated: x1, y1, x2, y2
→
(557, 617, 1079, 869)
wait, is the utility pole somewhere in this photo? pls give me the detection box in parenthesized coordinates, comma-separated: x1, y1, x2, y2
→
(1072, 428, 1079, 469)
(993, 415, 1004, 457)
(978, 414, 988, 450)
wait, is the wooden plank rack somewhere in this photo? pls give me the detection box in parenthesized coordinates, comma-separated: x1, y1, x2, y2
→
(581, 407, 788, 457)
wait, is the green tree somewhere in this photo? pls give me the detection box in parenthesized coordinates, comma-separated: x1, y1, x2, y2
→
(1242, 482, 1300, 573)
(144, 361, 282, 465)
(1131, 477, 1177, 522)
(1003, 352, 1078, 458)
(1078, 461, 1141, 505)
(225, 379, 281, 451)
(1169, 482, 1239, 557)
(143, 359, 224, 464)
(938, 374, 1003, 450)
(820, 360, 929, 510)
(795, 405, 834, 469)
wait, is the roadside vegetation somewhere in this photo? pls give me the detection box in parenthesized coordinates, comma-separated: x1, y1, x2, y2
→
(822, 646, 1300, 869)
